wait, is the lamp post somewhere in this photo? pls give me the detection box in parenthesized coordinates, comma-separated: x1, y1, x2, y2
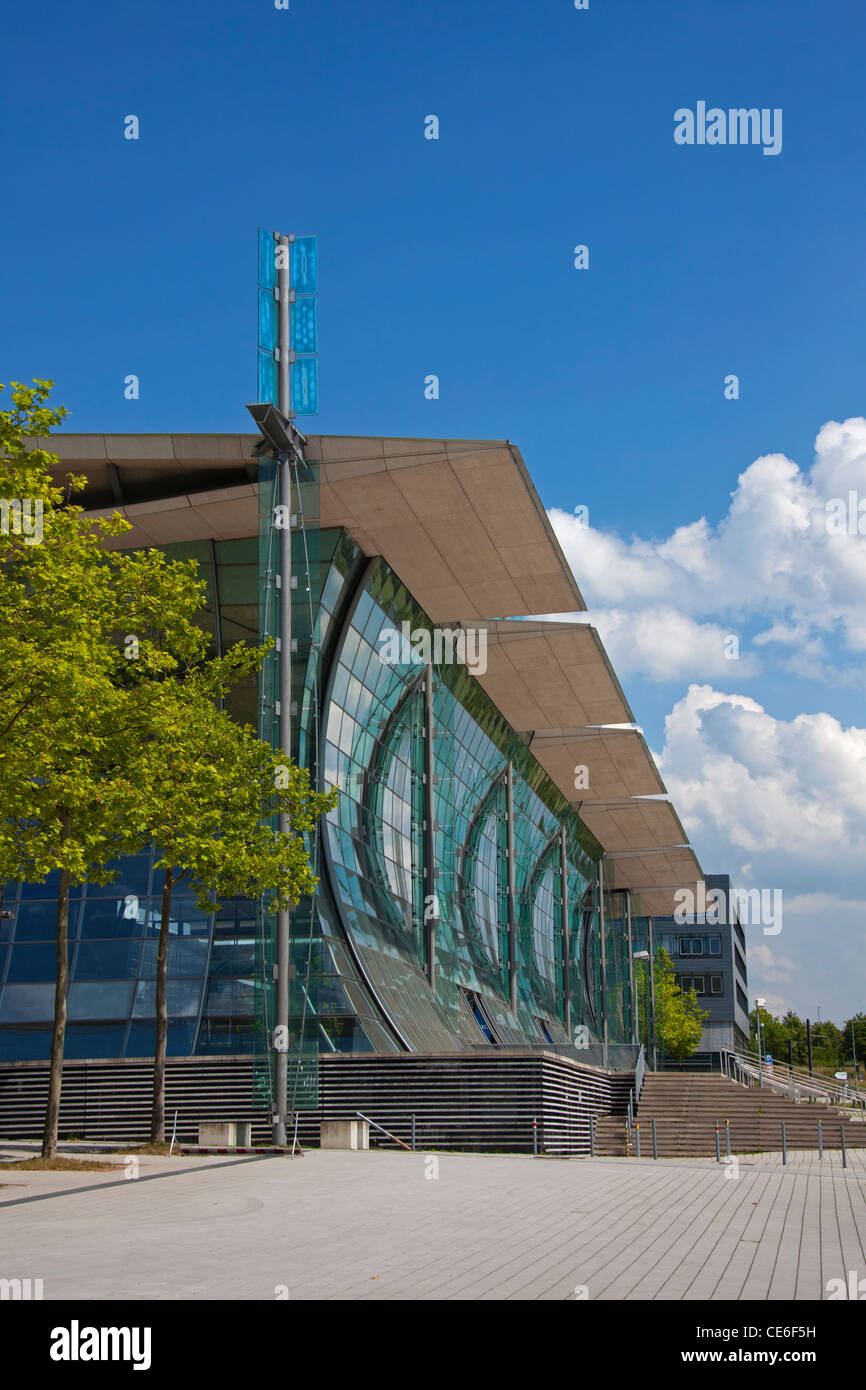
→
(246, 399, 306, 1148)
(634, 950, 654, 1069)
(755, 996, 766, 1089)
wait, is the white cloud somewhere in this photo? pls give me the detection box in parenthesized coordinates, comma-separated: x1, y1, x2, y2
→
(654, 685, 866, 1017)
(548, 416, 866, 681)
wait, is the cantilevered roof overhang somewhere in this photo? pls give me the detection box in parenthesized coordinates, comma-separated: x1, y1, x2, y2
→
(45, 431, 704, 913)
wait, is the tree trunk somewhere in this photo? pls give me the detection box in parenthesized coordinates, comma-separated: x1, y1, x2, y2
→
(151, 866, 173, 1143)
(42, 811, 72, 1159)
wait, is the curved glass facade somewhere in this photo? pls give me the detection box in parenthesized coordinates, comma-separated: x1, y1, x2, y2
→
(0, 499, 637, 1067)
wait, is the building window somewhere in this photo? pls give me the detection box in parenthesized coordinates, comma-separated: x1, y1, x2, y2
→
(710, 975, 723, 996)
(680, 937, 704, 956)
(535, 1016, 554, 1045)
(460, 988, 497, 1044)
(708, 936, 722, 956)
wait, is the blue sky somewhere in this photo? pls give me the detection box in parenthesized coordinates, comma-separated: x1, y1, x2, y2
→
(3, 0, 866, 1021)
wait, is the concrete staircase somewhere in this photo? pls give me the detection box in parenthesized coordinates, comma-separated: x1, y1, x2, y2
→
(595, 1073, 866, 1157)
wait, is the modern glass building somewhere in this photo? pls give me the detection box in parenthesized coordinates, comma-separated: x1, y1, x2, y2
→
(0, 432, 710, 1102)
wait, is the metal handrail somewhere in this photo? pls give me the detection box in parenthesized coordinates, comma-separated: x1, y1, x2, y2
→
(634, 1044, 647, 1104)
(355, 1111, 412, 1151)
(720, 1048, 866, 1111)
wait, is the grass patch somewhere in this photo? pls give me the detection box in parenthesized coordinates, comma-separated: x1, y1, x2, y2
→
(109, 1142, 171, 1156)
(0, 1156, 123, 1172)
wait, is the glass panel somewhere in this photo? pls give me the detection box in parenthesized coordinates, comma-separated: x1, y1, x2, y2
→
(74, 940, 142, 979)
(125, 1020, 196, 1058)
(0, 984, 56, 1022)
(63, 1024, 127, 1059)
(68, 981, 135, 1020)
(13, 901, 71, 942)
(6, 943, 71, 982)
(290, 236, 318, 292)
(87, 856, 151, 899)
(258, 349, 277, 406)
(291, 297, 318, 353)
(258, 227, 277, 290)
(0, 1027, 51, 1059)
(292, 357, 318, 415)
(132, 978, 203, 1019)
(258, 287, 277, 350)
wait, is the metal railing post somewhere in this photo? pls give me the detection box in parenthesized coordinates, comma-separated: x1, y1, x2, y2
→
(781, 1122, 787, 1165)
(652, 1117, 658, 1160)
(635, 1122, 641, 1158)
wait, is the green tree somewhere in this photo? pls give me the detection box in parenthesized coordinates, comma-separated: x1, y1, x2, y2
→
(842, 1013, 866, 1077)
(133, 668, 337, 1142)
(636, 947, 708, 1062)
(0, 382, 237, 1154)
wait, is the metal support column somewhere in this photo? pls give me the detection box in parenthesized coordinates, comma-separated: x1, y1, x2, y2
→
(625, 890, 636, 1046)
(422, 664, 438, 989)
(598, 857, 608, 1070)
(506, 761, 517, 1014)
(647, 916, 657, 1071)
(560, 828, 570, 1037)
(272, 232, 292, 1148)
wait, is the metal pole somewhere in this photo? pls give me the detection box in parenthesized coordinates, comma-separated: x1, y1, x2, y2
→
(652, 1117, 658, 1160)
(272, 232, 293, 1150)
(411, 1113, 416, 1152)
(589, 1114, 595, 1157)
(725, 1118, 731, 1158)
(168, 1109, 178, 1158)
(840, 1125, 847, 1169)
(714, 1121, 720, 1163)
(852, 1022, 859, 1095)
(505, 762, 517, 1014)
(647, 917, 657, 1071)
(781, 1122, 787, 1165)
(817, 1119, 823, 1160)
(806, 1017, 813, 1076)
(532, 1117, 538, 1157)
(423, 664, 438, 989)
(560, 828, 570, 1037)
(635, 1122, 641, 1158)
(625, 891, 636, 1045)
(598, 858, 608, 1071)
(756, 1006, 764, 1089)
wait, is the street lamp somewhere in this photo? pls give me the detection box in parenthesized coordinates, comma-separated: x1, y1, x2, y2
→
(634, 950, 655, 1070)
(245, 398, 307, 1149)
(755, 997, 766, 1089)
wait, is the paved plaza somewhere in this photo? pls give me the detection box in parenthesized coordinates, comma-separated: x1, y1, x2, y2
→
(2, 1145, 865, 1300)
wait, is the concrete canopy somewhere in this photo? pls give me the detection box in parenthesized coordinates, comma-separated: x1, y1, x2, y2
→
(48, 431, 703, 912)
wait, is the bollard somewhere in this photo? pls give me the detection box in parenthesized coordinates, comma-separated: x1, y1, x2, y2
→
(532, 1117, 538, 1157)
(781, 1122, 787, 1165)
(841, 1125, 847, 1169)
(725, 1119, 731, 1159)
(818, 1119, 823, 1161)
(714, 1120, 721, 1163)
(652, 1117, 658, 1160)
(635, 1123, 641, 1158)
(589, 1114, 595, 1158)
(411, 1113, 416, 1152)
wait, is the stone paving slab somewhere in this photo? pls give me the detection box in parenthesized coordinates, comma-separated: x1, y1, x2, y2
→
(0, 1148, 864, 1301)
